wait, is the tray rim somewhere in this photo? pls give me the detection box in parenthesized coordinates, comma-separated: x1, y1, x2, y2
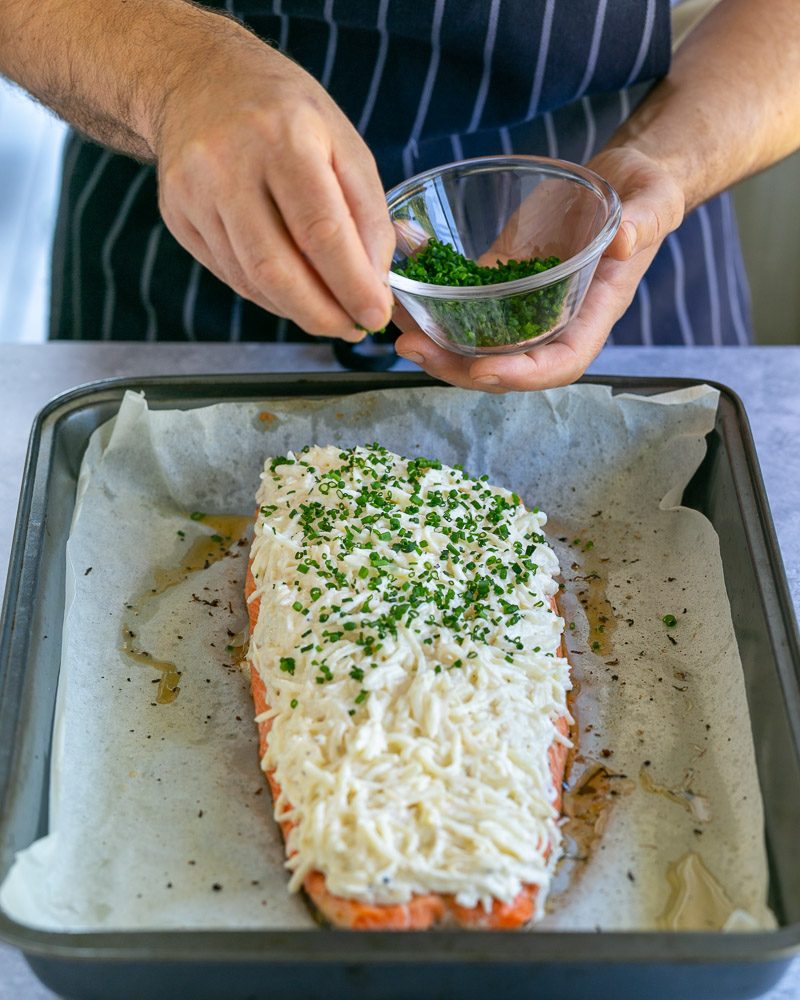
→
(1, 371, 799, 966)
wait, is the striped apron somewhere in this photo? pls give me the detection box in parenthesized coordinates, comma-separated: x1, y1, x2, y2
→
(50, 0, 752, 352)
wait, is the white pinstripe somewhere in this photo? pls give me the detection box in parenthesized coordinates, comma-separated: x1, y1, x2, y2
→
(637, 274, 653, 345)
(450, 133, 464, 161)
(404, 137, 419, 176)
(467, 0, 501, 134)
(499, 126, 513, 155)
(272, 0, 289, 51)
(543, 111, 558, 158)
(140, 221, 164, 342)
(624, 0, 656, 87)
(720, 195, 750, 345)
(50, 134, 81, 337)
(580, 96, 596, 164)
(730, 205, 753, 331)
(526, 0, 555, 118)
(320, 0, 339, 90)
(357, 0, 390, 135)
(618, 87, 631, 126)
(697, 203, 721, 346)
(99, 165, 149, 341)
(275, 315, 289, 341)
(666, 231, 694, 345)
(573, 0, 608, 99)
(402, 0, 446, 179)
(182, 259, 202, 342)
(229, 294, 243, 342)
(71, 148, 112, 340)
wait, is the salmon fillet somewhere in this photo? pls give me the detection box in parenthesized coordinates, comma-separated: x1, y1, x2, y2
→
(246, 446, 571, 929)
(246, 562, 570, 931)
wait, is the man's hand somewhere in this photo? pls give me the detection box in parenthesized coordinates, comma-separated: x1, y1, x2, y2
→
(0, 0, 395, 342)
(154, 25, 394, 341)
(394, 147, 685, 390)
(395, 0, 800, 389)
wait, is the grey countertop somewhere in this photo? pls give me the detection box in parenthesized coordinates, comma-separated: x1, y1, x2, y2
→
(0, 342, 798, 999)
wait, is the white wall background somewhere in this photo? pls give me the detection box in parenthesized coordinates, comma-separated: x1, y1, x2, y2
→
(0, 82, 798, 346)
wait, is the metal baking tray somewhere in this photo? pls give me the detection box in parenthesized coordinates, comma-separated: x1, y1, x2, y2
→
(1, 372, 799, 1000)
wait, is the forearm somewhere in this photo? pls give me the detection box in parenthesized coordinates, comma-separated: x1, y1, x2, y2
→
(0, 0, 247, 160)
(609, 0, 800, 213)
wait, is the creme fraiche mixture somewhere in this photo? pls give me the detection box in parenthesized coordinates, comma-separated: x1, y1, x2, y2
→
(247, 444, 571, 913)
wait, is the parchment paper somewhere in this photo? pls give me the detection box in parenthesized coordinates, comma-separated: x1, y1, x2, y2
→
(0, 384, 776, 931)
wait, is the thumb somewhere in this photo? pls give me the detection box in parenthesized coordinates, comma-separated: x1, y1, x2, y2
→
(606, 208, 659, 260)
(589, 147, 685, 262)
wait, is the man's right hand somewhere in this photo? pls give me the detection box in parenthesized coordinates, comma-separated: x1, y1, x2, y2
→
(153, 18, 394, 341)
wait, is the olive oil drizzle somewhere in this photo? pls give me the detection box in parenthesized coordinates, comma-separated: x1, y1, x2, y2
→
(547, 517, 617, 658)
(657, 852, 737, 930)
(561, 763, 636, 861)
(570, 541, 616, 657)
(121, 627, 182, 705)
(121, 513, 252, 704)
(224, 627, 251, 665)
(639, 764, 712, 824)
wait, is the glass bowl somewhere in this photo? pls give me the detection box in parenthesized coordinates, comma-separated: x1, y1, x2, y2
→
(386, 155, 621, 357)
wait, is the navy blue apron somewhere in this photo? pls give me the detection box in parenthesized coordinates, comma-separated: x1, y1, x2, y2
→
(49, 0, 752, 353)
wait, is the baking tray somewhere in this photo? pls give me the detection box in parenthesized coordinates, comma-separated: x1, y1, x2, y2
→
(1, 372, 799, 1000)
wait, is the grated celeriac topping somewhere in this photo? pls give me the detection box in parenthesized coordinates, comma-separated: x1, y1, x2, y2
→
(247, 444, 571, 913)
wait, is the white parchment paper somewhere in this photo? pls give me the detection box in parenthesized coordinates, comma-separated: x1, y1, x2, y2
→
(0, 384, 776, 931)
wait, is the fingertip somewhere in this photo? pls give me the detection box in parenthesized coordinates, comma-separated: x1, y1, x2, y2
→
(621, 220, 638, 256)
(340, 325, 368, 344)
(364, 243, 395, 287)
(371, 283, 397, 330)
(468, 350, 538, 383)
(396, 350, 425, 366)
(358, 302, 391, 333)
(394, 334, 439, 373)
(606, 220, 637, 260)
(467, 339, 586, 391)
